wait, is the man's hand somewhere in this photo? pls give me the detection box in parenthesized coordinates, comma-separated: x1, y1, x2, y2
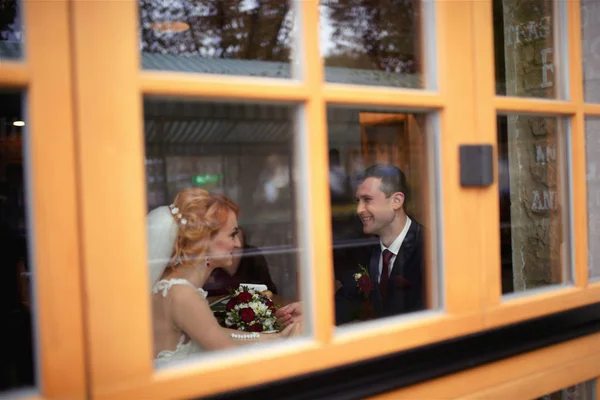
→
(276, 302, 303, 328)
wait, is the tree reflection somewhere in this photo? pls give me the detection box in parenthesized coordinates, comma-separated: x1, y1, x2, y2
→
(323, 0, 420, 74)
(139, 0, 293, 61)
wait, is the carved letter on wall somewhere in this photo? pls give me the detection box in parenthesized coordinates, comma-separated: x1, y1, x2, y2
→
(541, 48, 554, 88)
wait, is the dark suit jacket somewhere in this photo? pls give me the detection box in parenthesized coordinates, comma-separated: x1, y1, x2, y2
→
(204, 244, 278, 297)
(334, 219, 426, 325)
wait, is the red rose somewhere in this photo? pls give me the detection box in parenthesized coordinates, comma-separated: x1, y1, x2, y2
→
(226, 298, 237, 311)
(357, 275, 374, 293)
(265, 299, 276, 312)
(229, 324, 237, 330)
(239, 307, 255, 323)
(248, 323, 263, 332)
(236, 292, 253, 303)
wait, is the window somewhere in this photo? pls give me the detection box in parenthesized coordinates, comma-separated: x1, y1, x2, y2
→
(0, 1, 86, 399)
(68, 0, 600, 397)
(1, 0, 599, 398)
(537, 380, 595, 400)
(0, 0, 23, 60)
(497, 114, 572, 294)
(0, 92, 34, 394)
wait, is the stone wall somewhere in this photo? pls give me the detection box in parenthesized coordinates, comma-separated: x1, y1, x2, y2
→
(582, 0, 600, 280)
(502, 0, 563, 290)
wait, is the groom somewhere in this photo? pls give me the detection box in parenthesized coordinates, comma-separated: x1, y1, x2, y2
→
(277, 164, 426, 326)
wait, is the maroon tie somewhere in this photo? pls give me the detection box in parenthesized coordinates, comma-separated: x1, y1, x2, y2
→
(380, 249, 393, 300)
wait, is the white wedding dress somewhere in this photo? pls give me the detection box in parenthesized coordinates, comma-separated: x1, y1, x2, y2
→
(152, 278, 208, 367)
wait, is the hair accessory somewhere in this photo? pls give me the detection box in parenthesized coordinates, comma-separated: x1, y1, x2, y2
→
(169, 204, 187, 226)
(231, 332, 260, 341)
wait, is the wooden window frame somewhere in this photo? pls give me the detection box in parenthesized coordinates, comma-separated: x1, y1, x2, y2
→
(2, 0, 600, 398)
(473, 0, 600, 330)
(71, 1, 491, 398)
(0, 0, 86, 398)
(370, 332, 600, 400)
(72, 0, 600, 398)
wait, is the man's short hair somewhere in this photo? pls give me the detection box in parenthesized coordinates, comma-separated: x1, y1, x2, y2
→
(359, 164, 409, 201)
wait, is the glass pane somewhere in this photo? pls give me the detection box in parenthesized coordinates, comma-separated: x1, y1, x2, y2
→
(0, 92, 35, 393)
(498, 115, 571, 294)
(145, 98, 306, 368)
(0, 0, 23, 59)
(494, 0, 561, 98)
(586, 117, 600, 280)
(582, 0, 600, 103)
(536, 379, 595, 400)
(140, 0, 294, 78)
(327, 107, 438, 325)
(320, 1, 423, 88)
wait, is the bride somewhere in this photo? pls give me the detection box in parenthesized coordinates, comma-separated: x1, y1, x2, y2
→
(148, 188, 301, 367)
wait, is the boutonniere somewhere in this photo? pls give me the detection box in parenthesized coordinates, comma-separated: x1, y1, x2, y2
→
(354, 264, 375, 298)
(394, 276, 412, 289)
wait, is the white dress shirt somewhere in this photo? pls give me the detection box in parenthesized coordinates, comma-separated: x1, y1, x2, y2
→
(378, 217, 412, 283)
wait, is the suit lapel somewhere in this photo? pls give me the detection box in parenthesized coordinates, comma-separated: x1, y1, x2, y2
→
(369, 245, 383, 310)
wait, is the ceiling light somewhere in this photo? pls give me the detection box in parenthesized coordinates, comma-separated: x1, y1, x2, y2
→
(149, 21, 190, 33)
(13, 121, 25, 127)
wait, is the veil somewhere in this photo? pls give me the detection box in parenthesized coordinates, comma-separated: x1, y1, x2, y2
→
(147, 205, 179, 290)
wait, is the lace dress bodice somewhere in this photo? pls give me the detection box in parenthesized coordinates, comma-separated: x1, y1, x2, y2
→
(152, 278, 208, 367)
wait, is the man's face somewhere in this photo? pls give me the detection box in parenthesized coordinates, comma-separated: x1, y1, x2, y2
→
(356, 177, 396, 236)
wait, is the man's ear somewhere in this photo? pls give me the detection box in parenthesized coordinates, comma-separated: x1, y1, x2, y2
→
(391, 192, 405, 211)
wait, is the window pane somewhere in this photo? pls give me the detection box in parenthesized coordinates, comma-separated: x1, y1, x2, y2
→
(320, 1, 423, 88)
(144, 98, 305, 368)
(0, 0, 23, 59)
(140, 0, 294, 78)
(586, 117, 600, 280)
(0, 92, 35, 393)
(494, 0, 561, 98)
(498, 115, 571, 294)
(327, 107, 438, 326)
(536, 379, 595, 400)
(582, 0, 600, 103)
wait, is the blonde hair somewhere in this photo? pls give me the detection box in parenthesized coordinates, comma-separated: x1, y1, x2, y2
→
(164, 188, 240, 275)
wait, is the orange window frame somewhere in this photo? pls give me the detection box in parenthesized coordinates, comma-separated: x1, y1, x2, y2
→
(70, 0, 600, 398)
(71, 1, 489, 398)
(1, 0, 600, 399)
(0, 0, 86, 399)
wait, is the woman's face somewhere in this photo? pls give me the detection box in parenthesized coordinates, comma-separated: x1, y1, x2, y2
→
(207, 210, 241, 268)
(225, 229, 245, 275)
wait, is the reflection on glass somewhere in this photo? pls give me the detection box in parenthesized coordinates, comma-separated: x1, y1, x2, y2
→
(586, 117, 600, 280)
(145, 98, 304, 368)
(0, 0, 22, 59)
(140, 0, 294, 78)
(0, 92, 34, 392)
(326, 107, 434, 325)
(320, 1, 423, 88)
(494, 0, 558, 98)
(498, 115, 570, 294)
(536, 380, 595, 400)
(582, 0, 600, 103)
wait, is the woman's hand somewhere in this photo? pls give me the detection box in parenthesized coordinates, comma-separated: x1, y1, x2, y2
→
(275, 302, 303, 328)
(258, 321, 302, 342)
(279, 321, 303, 338)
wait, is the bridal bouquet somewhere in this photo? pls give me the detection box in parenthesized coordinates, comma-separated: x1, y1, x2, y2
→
(224, 286, 278, 332)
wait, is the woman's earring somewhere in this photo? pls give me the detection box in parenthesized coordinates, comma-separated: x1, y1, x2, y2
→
(205, 256, 210, 268)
